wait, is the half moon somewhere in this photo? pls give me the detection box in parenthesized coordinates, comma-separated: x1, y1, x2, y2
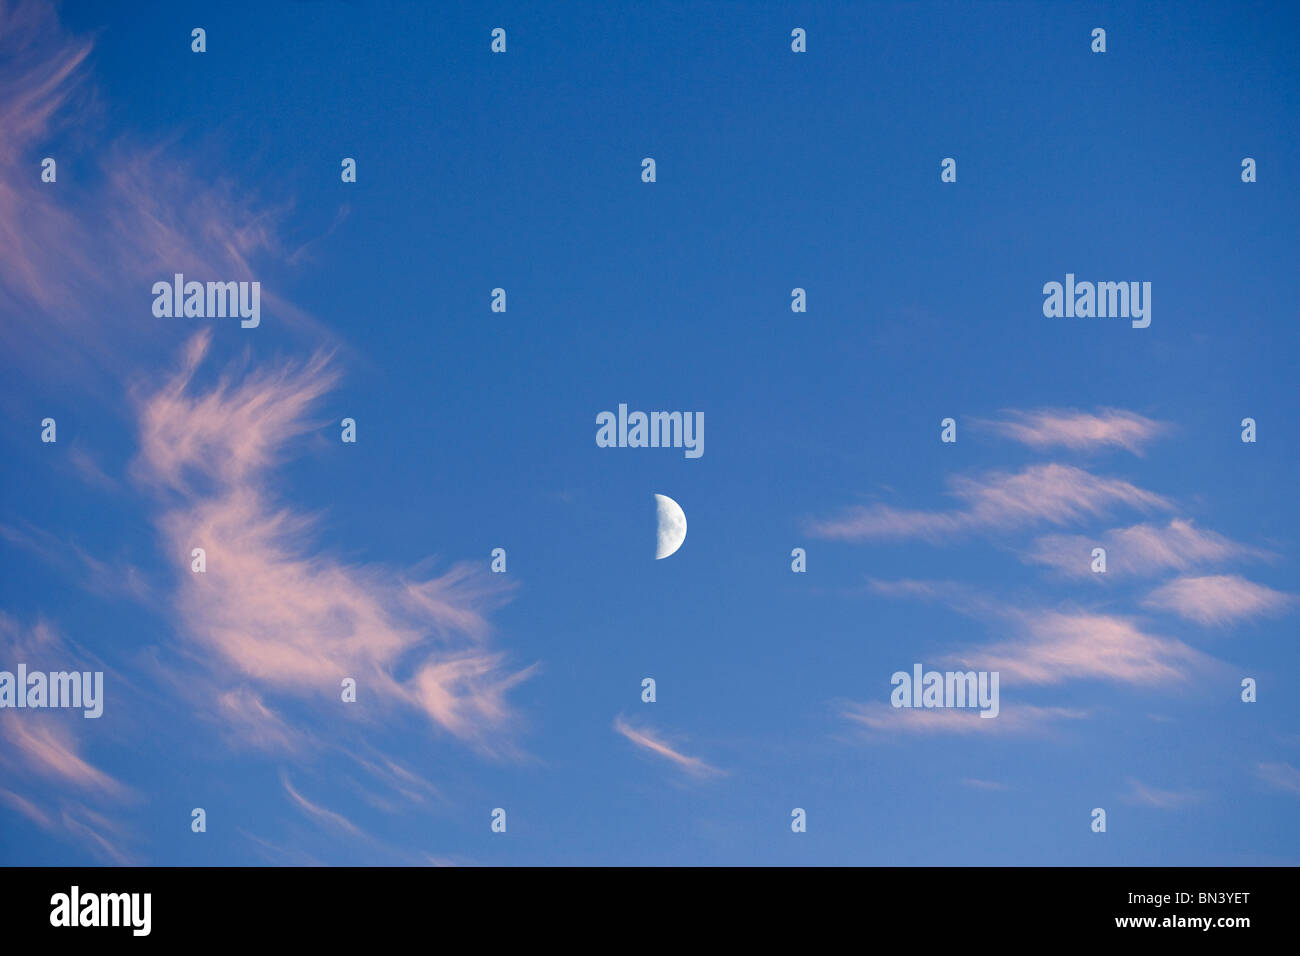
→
(654, 493, 687, 560)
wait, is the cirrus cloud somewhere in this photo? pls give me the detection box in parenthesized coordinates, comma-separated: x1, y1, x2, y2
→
(613, 715, 723, 778)
(133, 331, 535, 755)
(1142, 574, 1293, 627)
(975, 407, 1168, 455)
(807, 463, 1170, 543)
(1026, 519, 1268, 578)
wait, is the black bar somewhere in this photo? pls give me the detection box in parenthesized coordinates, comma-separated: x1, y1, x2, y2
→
(0, 866, 1285, 942)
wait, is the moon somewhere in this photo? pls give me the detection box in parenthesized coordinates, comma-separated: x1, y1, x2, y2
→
(654, 494, 687, 560)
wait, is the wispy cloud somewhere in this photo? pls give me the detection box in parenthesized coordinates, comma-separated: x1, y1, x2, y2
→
(215, 687, 302, 755)
(0, 614, 138, 861)
(1026, 519, 1267, 578)
(343, 748, 443, 809)
(976, 408, 1168, 455)
(865, 577, 992, 616)
(0, 783, 136, 865)
(866, 578, 958, 601)
(1, 3, 523, 868)
(1122, 778, 1203, 809)
(58, 805, 136, 865)
(0, 0, 95, 318)
(613, 715, 723, 778)
(65, 447, 121, 493)
(959, 610, 1214, 686)
(0, 615, 125, 798)
(1142, 574, 1293, 627)
(0, 523, 152, 602)
(867, 583, 1217, 688)
(133, 332, 534, 755)
(0, 716, 127, 798)
(843, 702, 1087, 736)
(1257, 762, 1300, 796)
(0, 787, 53, 829)
(808, 464, 1169, 543)
(0, 0, 332, 391)
(238, 828, 325, 867)
(280, 771, 365, 838)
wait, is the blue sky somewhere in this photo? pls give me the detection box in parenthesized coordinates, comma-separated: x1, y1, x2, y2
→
(1, 0, 1298, 865)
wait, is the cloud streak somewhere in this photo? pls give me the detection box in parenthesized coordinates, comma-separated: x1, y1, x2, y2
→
(842, 702, 1087, 737)
(954, 609, 1215, 686)
(0, 717, 127, 798)
(1142, 574, 1293, 627)
(1026, 519, 1268, 578)
(1, 3, 523, 867)
(867, 583, 1219, 688)
(132, 332, 534, 755)
(976, 408, 1168, 455)
(613, 715, 723, 778)
(1257, 762, 1300, 796)
(1122, 778, 1203, 809)
(281, 771, 364, 838)
(808, 464, 1169, 543)
(0, 614, 138, 862)
(0, 0, 332, 394)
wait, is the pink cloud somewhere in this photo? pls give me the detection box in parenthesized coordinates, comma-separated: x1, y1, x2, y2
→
(0, 615, 137, 860)
(1142, 575, 1293, 627)
(215, 687, 302, 754)
(58, 806, 136, 865)
(976, 408, 1168, 455)
(958, 610, 1214, 686)
(134, 337, 337, 491)
(842, 702, 1087, 736)
(281, 771, 364, 838)
(613, 715, 723, 778)
(0, 1, 96, 317)
(0, 0, 332, 392)
(0, 787, 52, 828)
(0, 1, 518, 861)
(130, 333, 533, 755)
(865, 585, 1219, 688)
(1026, 519, 1267, 578)
(808, 464, 1169, 542)
(0, 716, 127, 797)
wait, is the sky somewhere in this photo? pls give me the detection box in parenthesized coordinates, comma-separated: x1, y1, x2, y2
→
(1, 0, 1298, 866)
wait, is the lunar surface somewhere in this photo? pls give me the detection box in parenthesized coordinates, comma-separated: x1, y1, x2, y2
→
(654, 493, 687, 560)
